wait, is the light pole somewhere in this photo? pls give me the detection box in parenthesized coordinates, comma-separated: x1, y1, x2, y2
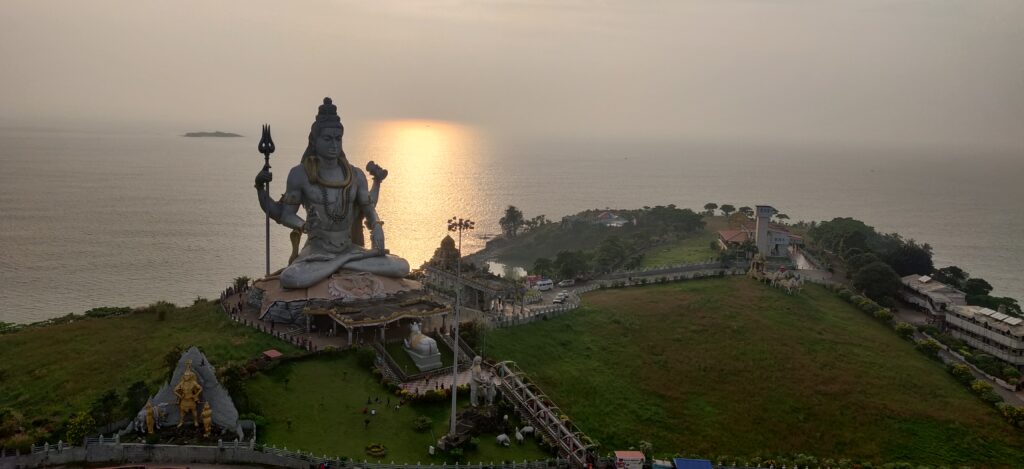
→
(447, 216, 474, 439)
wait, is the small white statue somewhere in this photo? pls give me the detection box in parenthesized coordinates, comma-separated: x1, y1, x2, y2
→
(404, 322, 439, 356)
(496, 434, 511, 447)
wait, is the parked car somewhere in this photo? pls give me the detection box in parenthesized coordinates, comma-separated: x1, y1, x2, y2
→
(536, 279, 554, 291)
(557, 279, 575, 287)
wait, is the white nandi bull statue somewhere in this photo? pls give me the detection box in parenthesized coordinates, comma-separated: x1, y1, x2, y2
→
(404, 322, 439, 356)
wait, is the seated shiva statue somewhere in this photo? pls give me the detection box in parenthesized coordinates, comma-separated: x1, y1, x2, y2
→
(255, 98, 410, 289)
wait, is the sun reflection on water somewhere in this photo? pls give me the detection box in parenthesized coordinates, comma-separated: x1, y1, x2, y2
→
(347, 119, 493, 268)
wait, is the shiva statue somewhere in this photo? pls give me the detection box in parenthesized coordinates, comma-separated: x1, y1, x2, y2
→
(255, 98, 410, 289)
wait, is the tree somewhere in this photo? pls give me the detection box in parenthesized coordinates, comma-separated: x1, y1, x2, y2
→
(852, 261, 901, 303)
(775, 213, 790, 221)
(846, 252, 880, 275)
(738, 206, 754, 217)
(595, 236, 629, 272)
(881, 239, 933, 276)
(532, 257, 555, 278)
(703, 203, 718, 215)
(89, 389, 122, 425)
(499, 206, 525, 238)
(719, 204, 736, 217)
(932, 266, 968, 288)
(122, 381, 150, 417)
(553, 250, 591, 279)
(232, 276, 251, 290)
(964, 278, 993, 296)
(65, 411, 95, 445)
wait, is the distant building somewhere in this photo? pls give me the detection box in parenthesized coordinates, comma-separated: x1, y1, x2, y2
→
(716, 205, 801, 256)
(945, 305, 1024, 368)
(614, 451, 646, 469)
(597, 211, 628, 227)
(900, 275, 967, 320)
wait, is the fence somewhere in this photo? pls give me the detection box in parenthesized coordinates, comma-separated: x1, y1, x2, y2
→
(603, 260, 729, 280)
(3, 440, 572, 469)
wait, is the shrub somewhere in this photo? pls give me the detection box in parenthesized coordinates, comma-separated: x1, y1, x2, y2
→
(412, 415, 432, 432)
(949, 364, 973, 384)
(872, 308, 893, 322)
(969, 380, 1001, 404)
(997, 402, 1024, 428)
(837, 289, 853, 301)
(915, 339, 942, 359)
(894, 322, 915, 340)
(65, 411, 95, 445)
(355, 347, 377, 370)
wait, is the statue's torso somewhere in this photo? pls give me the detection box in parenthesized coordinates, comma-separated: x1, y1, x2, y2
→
(290, 163, 361, 254)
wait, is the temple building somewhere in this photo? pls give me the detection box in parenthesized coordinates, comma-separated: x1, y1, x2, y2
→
(716, 205, 802, 256)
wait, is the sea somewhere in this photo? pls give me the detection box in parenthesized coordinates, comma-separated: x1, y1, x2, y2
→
(1, 122, 1021, 324)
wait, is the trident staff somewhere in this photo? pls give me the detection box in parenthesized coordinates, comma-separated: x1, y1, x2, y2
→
(257, 124, 275, 276)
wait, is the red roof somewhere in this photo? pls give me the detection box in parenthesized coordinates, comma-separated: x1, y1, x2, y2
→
(615, 451, 646, 460)
(717, 230, 750, 243)
(262, 349, 283, 360)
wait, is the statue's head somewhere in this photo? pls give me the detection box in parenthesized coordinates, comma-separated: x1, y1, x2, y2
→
(304, 97, 345, 162)
(473, 355, 482, 366)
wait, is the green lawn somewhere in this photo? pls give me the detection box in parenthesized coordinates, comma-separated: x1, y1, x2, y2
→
(0, 301, 300, 447)
(246, 353, 553, 463)
(485, 277, 1024, 468)
(640, 232, 718, 267)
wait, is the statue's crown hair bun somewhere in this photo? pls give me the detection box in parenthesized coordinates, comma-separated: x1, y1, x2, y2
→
(316, 97, 340, 125)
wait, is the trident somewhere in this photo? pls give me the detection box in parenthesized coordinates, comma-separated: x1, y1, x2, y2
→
(258, 124, 275, 276)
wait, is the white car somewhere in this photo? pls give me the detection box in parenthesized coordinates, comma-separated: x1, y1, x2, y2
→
(536, 279, 554, 291)
(557, 279, 575, 287)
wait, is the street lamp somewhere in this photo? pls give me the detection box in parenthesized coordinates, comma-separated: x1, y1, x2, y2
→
(447, 216, 474, 439)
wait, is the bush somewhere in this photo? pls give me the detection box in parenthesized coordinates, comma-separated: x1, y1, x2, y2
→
(65, 411, 95, 445)
(355, 347, 377, 370)
(837, 289, 853, 301)
(872, 308, 893, 323)
(969, 380, 1001, 404)
(949, 364, 973, 384)
(412, 415, 432, 432)
(894, 322, 915, 340)
(915, 339, 942, 359)
(997, 402, 1024, 428)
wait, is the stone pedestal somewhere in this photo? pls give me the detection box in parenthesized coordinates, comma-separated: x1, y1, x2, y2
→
(404, 346, 443, 371)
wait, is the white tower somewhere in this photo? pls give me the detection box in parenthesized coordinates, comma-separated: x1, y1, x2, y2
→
(755, 205, 774, 255)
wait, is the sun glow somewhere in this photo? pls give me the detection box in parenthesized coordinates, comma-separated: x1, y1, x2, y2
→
(352, 119, 489, 267)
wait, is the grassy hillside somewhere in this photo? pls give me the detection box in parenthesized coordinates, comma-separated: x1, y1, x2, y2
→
(485, 278, 1024, 467)
(0, 301, 300, 447)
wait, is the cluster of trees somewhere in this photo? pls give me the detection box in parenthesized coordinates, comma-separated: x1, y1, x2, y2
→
(809, 217, 937, 304)
(702, 202, 788, 221)
(811, 217, 1019, 314)
(498, 206, 552, 238)
(932, 265, 1021, 315)
(526, 205, 706, 279)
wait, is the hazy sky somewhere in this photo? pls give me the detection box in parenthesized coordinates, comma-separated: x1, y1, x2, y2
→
(1, 0, 1022, 150)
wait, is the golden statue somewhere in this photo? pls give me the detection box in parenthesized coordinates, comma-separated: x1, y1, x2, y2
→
(201, 402, 213, 437)
(173, 360, 203, 428)
(144, 401, 156, 434)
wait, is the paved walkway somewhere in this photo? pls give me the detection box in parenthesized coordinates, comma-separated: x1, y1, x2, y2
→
(400, 369, 472, 395)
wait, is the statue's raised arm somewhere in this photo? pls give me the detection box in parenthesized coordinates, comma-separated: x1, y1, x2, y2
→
(253, 97, 409, 289)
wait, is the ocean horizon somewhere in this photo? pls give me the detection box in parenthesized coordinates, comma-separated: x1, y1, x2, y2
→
(1, 123, 1020, 324)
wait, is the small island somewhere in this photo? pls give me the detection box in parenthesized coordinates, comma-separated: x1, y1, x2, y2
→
(182, 131, 242, 138)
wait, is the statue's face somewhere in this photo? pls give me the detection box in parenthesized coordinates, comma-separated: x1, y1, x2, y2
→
(316, 127, 343, 160)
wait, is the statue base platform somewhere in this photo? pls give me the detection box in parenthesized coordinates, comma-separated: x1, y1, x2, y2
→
(250, 270, 451, 332)
(403, 346, 443, 372)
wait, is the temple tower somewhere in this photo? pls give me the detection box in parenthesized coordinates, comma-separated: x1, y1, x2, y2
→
(755, 205, 774, 255)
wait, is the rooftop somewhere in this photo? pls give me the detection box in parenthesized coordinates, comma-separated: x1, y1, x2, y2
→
(901, 274, 967, 306)
(949, 304, 1024, 337)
